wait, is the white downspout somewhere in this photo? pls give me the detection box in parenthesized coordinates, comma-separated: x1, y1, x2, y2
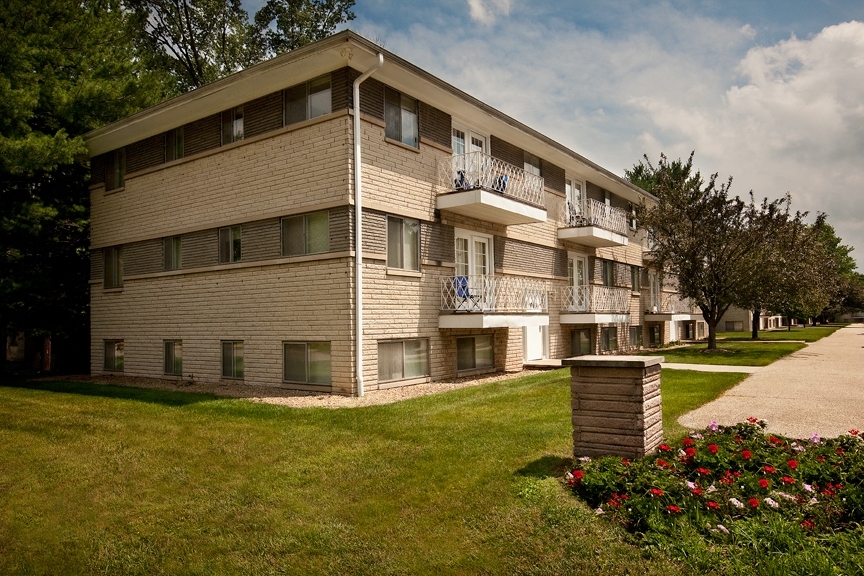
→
(353, 53, 384, 397)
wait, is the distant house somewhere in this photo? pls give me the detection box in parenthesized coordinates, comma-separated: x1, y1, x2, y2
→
(719, 307, 786, 332)
(84, 30, 702, 396)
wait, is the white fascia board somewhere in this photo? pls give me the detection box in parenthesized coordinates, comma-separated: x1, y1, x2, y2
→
(560, 313, 631, 324)
(439, 314, 549, 329)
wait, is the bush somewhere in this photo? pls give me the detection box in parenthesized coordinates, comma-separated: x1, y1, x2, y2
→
(567, 420, 864, 574)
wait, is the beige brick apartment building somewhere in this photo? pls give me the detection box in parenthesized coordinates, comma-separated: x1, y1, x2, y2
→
(84, 31, 704, 395)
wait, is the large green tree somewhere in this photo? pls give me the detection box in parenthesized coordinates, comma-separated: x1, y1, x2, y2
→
(254, 0, 355, 58)
(0, 0, 165, 371)
(627, 153, 788, 349)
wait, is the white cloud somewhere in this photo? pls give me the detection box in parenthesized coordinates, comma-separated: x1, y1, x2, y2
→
(466, 0, 512, 24)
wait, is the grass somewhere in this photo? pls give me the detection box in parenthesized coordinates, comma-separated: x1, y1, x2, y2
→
(656, 341, 806, 366)
(0, 372, 693, 576)
(716, 324, 844, 342)
(660, 369, 748, 440)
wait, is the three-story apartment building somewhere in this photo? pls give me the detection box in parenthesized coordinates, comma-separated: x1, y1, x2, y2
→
(85, 31, 703, 395)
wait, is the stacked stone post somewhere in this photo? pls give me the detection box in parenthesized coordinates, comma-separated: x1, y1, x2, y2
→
(562, 355, 664, 458)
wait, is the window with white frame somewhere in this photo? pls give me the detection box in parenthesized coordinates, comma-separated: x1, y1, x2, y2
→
(387, 215, 419, 271)
(221, 340, 243, 379)
(104, 246, 123, 288)
(283, 342, 331, 384)
(384, 87, 418, 148)
(523, 151, 541, 177)
(104, 340, 124, 371)
(378, 339, 429, 382)
(457, 335, 494, 371)
(282, 211, 329, 256)
(601, 327, 618, 352)
(164, 340, 182, 375)
(163, 236, 181, 271)
(454, 229, 492, 277)
(166, 127, 184, 161)
(629, 326, 642, 348)
(285, 74, 332, 125)
(221, 106, 244, 144)
(218, 225, 242, 263)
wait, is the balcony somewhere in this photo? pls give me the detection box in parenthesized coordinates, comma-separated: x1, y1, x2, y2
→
(560, 285, 631, 324)
(558, 198, 629, 247)
(439, 275, 549, 329)
(644, 294, 703, 321)
(437, 151, 547, 225)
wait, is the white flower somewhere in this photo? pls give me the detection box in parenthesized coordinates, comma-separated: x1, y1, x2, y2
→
(691, 432, 704, 440)
(595, 507, 604, 515)
(803, 484, 813, 493)
(764, 498, 779, 508)
(565, 471, 573, 481)
(729, 498, 744, 509)
(687, 481, 696, 489)
(773, 491, 796, 501)
(717, 524, 730, 534)
(579, 456, 592, 462)
(794, 444, 806, 452)
(707, 485, 718, 493)
(808, 498, 819, 505)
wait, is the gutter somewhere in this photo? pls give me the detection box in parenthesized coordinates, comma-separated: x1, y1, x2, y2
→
(353, 52, 384, 397)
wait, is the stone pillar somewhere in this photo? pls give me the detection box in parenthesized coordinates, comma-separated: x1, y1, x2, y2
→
(562, 355, 664, 458)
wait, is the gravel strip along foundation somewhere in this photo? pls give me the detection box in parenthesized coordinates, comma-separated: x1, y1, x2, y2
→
(41, 370, 549, 409)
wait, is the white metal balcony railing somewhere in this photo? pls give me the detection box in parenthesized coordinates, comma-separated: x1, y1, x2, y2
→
(441, 275, 549, 313)
(561, 285, 630, 314)
(439, 151, 545, 208)
(559, 198, 629, 236)
(645, 294, 700, 315)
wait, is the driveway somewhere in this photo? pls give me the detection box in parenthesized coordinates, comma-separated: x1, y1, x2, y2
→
(678, 324, 864, 439)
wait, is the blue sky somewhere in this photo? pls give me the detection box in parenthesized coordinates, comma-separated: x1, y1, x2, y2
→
(246, 0, 864, 267)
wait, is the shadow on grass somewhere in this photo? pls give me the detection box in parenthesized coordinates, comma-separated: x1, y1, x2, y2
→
(1, 379, 219, 407)
(515, 455, 572, 479)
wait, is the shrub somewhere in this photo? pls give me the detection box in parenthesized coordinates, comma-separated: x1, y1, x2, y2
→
(567, 420, 864, 574)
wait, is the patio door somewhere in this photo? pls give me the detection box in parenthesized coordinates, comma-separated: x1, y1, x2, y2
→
(452, 126, 487, 188)
(568, 253, 588, 311)
(565, 178, 584, 221)
(648, 272, 660, 312)
(456, 230, 493, 309)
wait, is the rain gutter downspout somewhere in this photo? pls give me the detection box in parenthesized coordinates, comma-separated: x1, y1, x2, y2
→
(353, 53, 384, 397)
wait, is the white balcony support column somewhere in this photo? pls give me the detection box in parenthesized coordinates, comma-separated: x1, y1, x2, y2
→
(353, 53, 383, 398)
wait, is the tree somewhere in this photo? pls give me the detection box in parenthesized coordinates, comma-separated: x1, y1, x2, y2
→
(1, 0, 165, 372)
(254, 0, 355, 58)
(812, 217, 859, 321)
(627, 153, 781, 349)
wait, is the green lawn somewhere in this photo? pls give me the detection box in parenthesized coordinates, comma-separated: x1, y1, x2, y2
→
(656, 341, 806, 366)
(716, 324, 844, 342)
(0, 373, 692, 576)
(660, 369, 748, 440)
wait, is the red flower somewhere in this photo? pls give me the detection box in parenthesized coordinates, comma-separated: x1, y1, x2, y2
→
(685, 447, 697, 458)
(849, 429, 860, 436)
(768, 436, 783, 445)
(801, 519, 815, 529)
(708, 444, 719, 454)
(734, 436, 743, 444)
(658, 444, 671, 452)
(747, 417, 759, 424)
(741, 450, 752, 460)
(748, 497, 760, 508)
(682, 438, 694, 447)
(667, 504, 681, 513)
(781, 476, 795, 484)
(622, 459, 631, 466)
(762, 465, 776, 474)
(697, 467, 711, 476)
(573, 470, 584, 480)
(836, 449, 845, 456)
(732, 471, 742, 477)
(656, 459, 671, 468)
(691, 488, 703, 496)
(706, 501, 720, 509)
(649, 488, 663, 497)
(758, 478, 770, 489)
(817, 456, 826, 463)
(787, 459, 799, 469)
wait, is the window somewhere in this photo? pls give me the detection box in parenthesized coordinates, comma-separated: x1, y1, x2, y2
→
(104, 246, 123, 288)
(384, 87, 418, 147)
(602, 260, 615, 287)
(164, 340, 182, 375)
(166, 127, 184, 161)
(283, 342, 331, 384)
(457, 335, 494, 371)
(282, 212, 329, 256)
(285, 74, 332, 125)
(628, 203, 637, 230)
(163, 236, 181, 270)
(698, 322, 706, 338)
(104, 340, 124, 371)
(631, 266, 641, 293)
(218, 226, 242, 263)
(221, 106, 244, 144)
(601, 327, 618, 352)
(387, 216, 419, 271)
(648, 324, 662, 347)
(571, 329, 591, 356)
(603, 190, 612, 207)
(725, 321, 744, 332)
(378, 339, 429, 382)
(106, 148, 126, 191)
(221, 341, 243, 379)
(524, 151, 541, 177)
(682, 322, 695, 340)
(630, 326, 643, 348)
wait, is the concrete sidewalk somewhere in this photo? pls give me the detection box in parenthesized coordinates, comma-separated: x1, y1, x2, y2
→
(663, 363, 760, 373)
(679, 324, 864, 438)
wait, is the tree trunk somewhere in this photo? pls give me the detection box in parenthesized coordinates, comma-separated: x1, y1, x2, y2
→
(707, 321, 718, 349)
(751, 309, 760, 340)
(42, 332, 52, 373)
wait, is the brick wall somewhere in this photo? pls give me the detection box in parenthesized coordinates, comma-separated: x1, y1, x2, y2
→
(127, 134, 165, 174)
(419, 102, 451, 149)
(184, 114, 222, 157)
(541, 160, 565, 194)
(123, 239, 162, 276)
(490, 135, 523, 167)
(494, 236, 567, 277)
(245, 92, 283, 138)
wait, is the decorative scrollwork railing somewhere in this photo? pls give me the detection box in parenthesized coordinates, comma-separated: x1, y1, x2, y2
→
(561, 285, 630, 313)
(559, 198, 629, 236)
(441, 275, 549, 313)
(645, 293, 700, 314)
(438, 151, 545, 208)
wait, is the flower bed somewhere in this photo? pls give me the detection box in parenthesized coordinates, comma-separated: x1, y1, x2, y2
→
(567, 419, 864, 574)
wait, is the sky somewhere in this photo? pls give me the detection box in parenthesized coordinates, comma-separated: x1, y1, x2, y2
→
(247, 0, 864, 268)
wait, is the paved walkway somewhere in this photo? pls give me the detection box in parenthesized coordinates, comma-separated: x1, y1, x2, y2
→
(679, 324, 864, 438)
